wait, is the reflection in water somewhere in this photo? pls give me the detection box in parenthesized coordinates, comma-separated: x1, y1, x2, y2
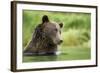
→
(23, 52, 68, 62)
(23, 47, 91, 62)
(23, 55, 58, 62)
(31, 55, 57, 62)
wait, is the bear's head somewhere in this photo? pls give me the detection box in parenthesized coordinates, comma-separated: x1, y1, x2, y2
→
(41, 15, 63, 45)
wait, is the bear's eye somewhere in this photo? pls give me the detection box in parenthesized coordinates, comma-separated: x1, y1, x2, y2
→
(54, 28, 58, 32)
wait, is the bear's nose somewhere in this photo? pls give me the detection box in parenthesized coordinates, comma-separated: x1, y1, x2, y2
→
(58, 40, 63, 44)
(60, 40, 63, 43)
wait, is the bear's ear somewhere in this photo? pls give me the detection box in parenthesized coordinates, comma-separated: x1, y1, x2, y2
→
(59, 23, 63, 28)
(42, 15, 49, 23)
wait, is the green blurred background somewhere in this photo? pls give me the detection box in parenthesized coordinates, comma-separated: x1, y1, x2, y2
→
(23, 10, 91, 62)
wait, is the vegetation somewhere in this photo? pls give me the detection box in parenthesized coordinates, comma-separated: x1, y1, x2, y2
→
(23, 10, 91, 62)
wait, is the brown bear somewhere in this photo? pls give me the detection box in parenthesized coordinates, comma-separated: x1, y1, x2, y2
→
(24, 15, 63, 56)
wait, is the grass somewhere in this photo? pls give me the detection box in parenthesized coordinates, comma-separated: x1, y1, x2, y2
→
(23, 10, 91, 62)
